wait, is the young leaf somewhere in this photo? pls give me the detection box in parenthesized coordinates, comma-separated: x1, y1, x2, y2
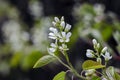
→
(92, 76, 101, 80)
(53, 71, 66, 80)
(82, 60, 105, 70)
(33, 55, 56, 68)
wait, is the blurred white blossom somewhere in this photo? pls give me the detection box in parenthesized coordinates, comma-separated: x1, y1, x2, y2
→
(102, 51, 112, 61)
(29, 1, 43, 19)
(32, 18, 50, 52)
(2, 20, 29, 52)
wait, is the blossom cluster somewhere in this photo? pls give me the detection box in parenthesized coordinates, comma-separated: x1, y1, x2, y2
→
(48, 17, 72, 55)
(86, 39, 112, 62)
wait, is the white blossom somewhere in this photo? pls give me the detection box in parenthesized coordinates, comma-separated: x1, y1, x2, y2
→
(48, 33, 57, 39)
(50, 43, 57, 48)
(47, 43, 58, 55)
(65, 24, 71, 32)
(59, 44, 69, 51)
(47, 48, 56, 55)
(49, 27, 58, 34)
(86, 49, 95, 58)
(94, 4, 104, 16)
(102, 51, 112, 61)
(59, 32, 72, 42)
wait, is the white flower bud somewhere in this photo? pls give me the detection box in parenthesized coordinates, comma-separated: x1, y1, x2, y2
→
(97, 58, 101, 63)
(92, 39, 97, 45)
(86, 49, 95, 58)
(65, 24, 71, 32)
(60, 21, 65, 29)
(101, 47, 107, 53)
(61, 16, 64, 21)
(97, 43, 100, 49)
(50, 43, 57, 48)
(52, 21, 56, 26)
(54, 17, 60, 22)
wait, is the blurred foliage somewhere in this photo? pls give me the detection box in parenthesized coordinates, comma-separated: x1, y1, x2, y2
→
(0, 0, 51, 76)
(72, 3, 120, 55)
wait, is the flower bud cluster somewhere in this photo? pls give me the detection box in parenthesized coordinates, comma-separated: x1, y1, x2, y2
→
(86, 39, 112, 62)
(48, 17, 72, 55)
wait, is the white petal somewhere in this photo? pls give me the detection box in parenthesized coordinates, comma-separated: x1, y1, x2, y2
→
(86, 52, 94, 58)
(59, 39, 64, 42)
(49, 32, 55, 36)
(65, 24, 71, 32)
(57, 33, 62, 38)
(65, 38, 70, 42)
(48, 36, 56, 39)
(52, 21, 56, 26)
(54, 17, 60, 22)
(49, 48, 56, 53)
(50, 43, 57, 48)
(86, 49, 94, 58)
(49, 27, 58, 33)
(59, 46, 63, 50)
(102, 51, 112, 61)
(105, 51, 110, 56)
(87, 49, 93, 53)
(61, 32, 66, 38)
(92, 39, 97, 45)
(66, 32, 72, 39)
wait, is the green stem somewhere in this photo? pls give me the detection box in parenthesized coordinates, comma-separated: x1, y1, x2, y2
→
(64, 51, 87, 80)
(54, 55, 71, 70)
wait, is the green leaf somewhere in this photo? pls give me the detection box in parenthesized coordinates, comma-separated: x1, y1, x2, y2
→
(82, 60, 105, 70)
(33, 55, 56, 68)
(92, 76, 101, 80)
(53, 71, 66, 80)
